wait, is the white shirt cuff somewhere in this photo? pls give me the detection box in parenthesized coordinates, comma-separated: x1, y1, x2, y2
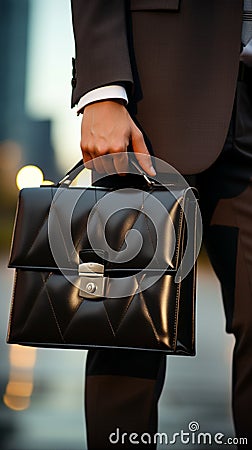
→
(77, 85, 128, 114)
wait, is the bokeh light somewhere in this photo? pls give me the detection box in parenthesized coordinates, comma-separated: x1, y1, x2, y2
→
(3, 345, 37, 411)
(16, 165, 44, 190)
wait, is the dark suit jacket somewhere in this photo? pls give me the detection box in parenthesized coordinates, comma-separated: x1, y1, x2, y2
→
(71, 0, 243, 174)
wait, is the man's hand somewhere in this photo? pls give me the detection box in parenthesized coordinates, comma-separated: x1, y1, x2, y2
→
(80, 100, 156, 176)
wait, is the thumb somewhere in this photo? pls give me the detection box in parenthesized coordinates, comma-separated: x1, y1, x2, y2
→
(131, 124, 156, 177)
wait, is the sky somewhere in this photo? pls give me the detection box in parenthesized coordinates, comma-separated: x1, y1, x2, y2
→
(25, 0, 83, 172)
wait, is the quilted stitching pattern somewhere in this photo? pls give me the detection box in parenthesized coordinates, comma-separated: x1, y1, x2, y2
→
(8, 268, 182, 352)
(9, 187, 184, 270)
(7, 185, 196, 354)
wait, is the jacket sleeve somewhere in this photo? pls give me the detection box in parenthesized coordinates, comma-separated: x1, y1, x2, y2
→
(70, 0, 133, 107)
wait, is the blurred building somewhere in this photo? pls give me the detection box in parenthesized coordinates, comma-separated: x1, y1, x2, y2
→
(0, 0, 59, 181)
(0, 0, 61, 252)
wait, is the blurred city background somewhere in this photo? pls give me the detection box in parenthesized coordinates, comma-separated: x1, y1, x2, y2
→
(0, 1, 237, 449)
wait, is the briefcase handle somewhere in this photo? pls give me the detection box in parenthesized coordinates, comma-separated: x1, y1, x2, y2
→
(57, 159, 86, 186)
(58, 157, 155, 188)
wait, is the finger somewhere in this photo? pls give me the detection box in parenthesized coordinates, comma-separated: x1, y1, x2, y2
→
(82, 151, 94, 170)
(113, 151, 129, 174)
(134, 151, 156, 177)
(92, 156, 107, 174)
(100, 155, 116, 175)
(92, 146, 127, 175)
(131, 128, 156, 177)
(82, 146, 107, 173)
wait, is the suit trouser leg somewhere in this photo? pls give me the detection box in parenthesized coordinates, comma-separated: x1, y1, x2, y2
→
(197, 82, 252, 447)
(85, 166, 167, 449)
(85, 349, 166, 449)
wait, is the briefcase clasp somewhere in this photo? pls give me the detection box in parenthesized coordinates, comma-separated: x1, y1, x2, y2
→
(78, 262, 105, 298)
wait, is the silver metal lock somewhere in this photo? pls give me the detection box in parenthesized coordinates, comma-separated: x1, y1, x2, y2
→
(86, 282, 97, 293)
(78, 261, 106, 299)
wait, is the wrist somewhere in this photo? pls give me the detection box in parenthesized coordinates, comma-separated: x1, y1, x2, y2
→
(77, 85, 128, 114)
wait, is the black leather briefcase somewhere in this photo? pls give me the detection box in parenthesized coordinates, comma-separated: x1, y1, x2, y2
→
(7, 161, 199, 355)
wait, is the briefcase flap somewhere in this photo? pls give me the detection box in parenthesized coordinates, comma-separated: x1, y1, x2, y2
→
(9, 184, 189, 274)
